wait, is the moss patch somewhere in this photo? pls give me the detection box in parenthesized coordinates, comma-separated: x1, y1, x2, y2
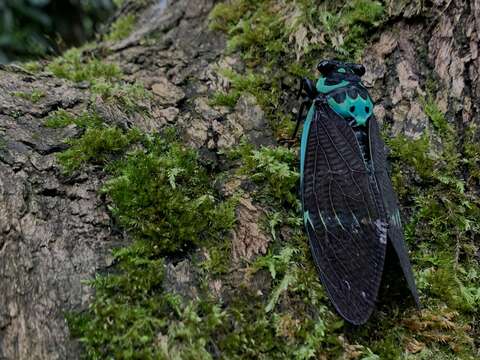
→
(103, 133, 236, 253)
(209, 0, 385, 139)
(58, 126, 141, 174)
(21, 61, 42, 73)
(230, 142, 299, 207)
(62, 1, 479, 359)
(91, 80, 152, 114)
(67, 130, 239, 358)
(47, 48, 122, 83)
(105, 14, 137, 42)
(207, 1, 479, 358)
(47, 48, 152, 114)
(11, 89, 45, 103)
(44, 109, 103, 129)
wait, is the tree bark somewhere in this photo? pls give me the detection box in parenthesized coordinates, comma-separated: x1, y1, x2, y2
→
(365, 0, 480, 138)
(0, 1, 224, 358)
(0, 0, 479, 359)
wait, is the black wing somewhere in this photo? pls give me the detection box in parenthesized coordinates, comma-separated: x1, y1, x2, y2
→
(302, 103, 387, 325)
(369, 118, 421, 307)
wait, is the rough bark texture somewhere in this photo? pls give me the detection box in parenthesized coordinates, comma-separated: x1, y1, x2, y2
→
(365, 0, 480, 139)
(0, 70, 115, 359)
(0, 1, 226, 358)
(0, 0, 479, 358)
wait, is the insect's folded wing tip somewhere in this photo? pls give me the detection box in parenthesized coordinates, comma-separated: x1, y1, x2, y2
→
(413, 294, 422, 309)
(317, 269, 378, 326)
(332, 301, 375, 326)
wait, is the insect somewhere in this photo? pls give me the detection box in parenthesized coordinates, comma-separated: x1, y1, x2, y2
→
(294, 59, 420, 325)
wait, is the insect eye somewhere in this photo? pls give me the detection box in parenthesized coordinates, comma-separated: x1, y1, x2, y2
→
(350, 106, 355, 113)
(365, 107, 370, 113)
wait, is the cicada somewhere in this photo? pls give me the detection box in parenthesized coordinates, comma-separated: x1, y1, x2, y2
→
(294, 60, 420, 325)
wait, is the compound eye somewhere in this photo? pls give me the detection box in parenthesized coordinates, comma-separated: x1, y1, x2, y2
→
(352, 64, 366, 76)
(317, 60, 336, 75)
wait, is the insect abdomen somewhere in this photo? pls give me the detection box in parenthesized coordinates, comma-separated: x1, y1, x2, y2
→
(353, 126, 370, 163)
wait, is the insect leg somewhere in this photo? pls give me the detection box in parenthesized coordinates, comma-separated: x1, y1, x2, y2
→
(297, 77, 318, 100)
(283, 78, 317, 146)
(291, 99, 311, 140)
(296, 78, 305, 99)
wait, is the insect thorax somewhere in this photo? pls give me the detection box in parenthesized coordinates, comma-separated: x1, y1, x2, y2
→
(316, 72, 374, 128)
(315, 69, 373, 162)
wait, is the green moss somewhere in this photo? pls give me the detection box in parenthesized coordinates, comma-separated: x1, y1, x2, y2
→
(209, 91, 239, 107)
(233, 144, 299, 207)
(388, 133, 434, 182)
(47, 48, 122, 83)
(199, 242, 232, 276)
(423, 99, 450, 136)
(336, 0, 385, 59)
(91, 80, 152, 114)
(209, 68, 276, 119)
(113, 0, 126, 7)
(47, 47, 154, 115)
(21, 61, 42, 73)
(67, 133, 239, 358)
(463, 123, 480, 184)
(44, 110, 77, 129)
(63, 2, 479, 358)
(426, 260, 480, 312)
(105, 14, 137, 42)
(67, 242, 172, 359)
(44, 110, 103, 128)
(46, 46, 154, 115)
(210, 0, 383, 63)
(103, 134, 236, 253)
(208, 0, 256, 32)
(11, 89, 45, 103)
(344, 0, 384, 24)
(70, 241, 240, 358)
(378, 99, 480, 357)
(225, 4, 285, 62)
(208, 0, 384, 139)
(58, 126, 141, 174)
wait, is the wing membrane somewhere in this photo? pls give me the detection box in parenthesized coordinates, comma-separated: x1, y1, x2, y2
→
(369, 118, 421, 306)
(302, 104, 387, 324)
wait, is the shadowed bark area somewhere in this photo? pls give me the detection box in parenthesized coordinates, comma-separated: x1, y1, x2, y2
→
(0, 1, 226, 358)
(0, 0, 479, 359)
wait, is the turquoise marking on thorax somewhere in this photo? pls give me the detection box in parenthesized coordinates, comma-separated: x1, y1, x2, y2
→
(316, 77, 349, 94)
(315, 76, 374, 127)
(327, 95, 373, 127)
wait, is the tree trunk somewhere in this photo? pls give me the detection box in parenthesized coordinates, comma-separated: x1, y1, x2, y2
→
(0, 0, 478, 359)
(0, 1, 225, 358)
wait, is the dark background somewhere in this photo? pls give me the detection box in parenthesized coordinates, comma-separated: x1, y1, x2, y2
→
(0, 0, 117, 63)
